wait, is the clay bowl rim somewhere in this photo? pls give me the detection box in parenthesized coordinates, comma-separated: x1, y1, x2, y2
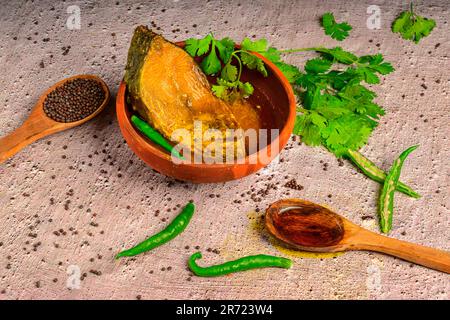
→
(117, 42, 297, 169)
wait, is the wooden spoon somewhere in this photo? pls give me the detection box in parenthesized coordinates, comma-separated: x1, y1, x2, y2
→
(0, 75, 110, 164)
(265, 198, 450, 273)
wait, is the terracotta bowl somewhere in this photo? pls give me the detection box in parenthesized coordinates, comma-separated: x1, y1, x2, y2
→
(116, 44, 296, 183)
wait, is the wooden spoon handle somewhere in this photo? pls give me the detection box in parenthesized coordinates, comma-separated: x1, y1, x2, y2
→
(0, 116, 53, 164)
(356, 229, 450, 273)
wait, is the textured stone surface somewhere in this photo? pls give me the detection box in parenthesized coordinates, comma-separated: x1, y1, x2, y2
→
(0, 0, 448, 300)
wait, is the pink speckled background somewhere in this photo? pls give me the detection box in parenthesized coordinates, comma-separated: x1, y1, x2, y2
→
(0, 0, 448, 300)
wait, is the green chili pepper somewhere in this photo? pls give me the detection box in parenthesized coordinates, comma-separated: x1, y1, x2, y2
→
(345, 149, 420, 198)
(131, 115, 184, 160)
(116, 202, 195, 259)
(379, 145, 418, 234)
(188, 252, 292, 277)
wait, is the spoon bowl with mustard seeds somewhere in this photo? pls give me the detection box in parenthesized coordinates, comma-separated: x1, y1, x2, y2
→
(43, 78, 106, 123)
(0, 74, 110, 164)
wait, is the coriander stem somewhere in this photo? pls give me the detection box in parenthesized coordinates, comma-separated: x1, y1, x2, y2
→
(279, 48, 316, 54)
(232, 49, 246, 55)
(409, 2, 417, 22)
(231, 51, 243, 84)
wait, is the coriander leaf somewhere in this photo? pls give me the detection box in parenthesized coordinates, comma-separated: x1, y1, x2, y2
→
(392, 12, 411, 33)
(321, 114, 375, 157)
(211, 85, 229, 100)
(185, 34, 213, 57)
(274, 61, 303, 83)
(314, 95, 349, 118)
(337, 84, 384, 120)
(358, 54, 394, 75)
(349, 54, 395, 84)
(240, 39, 293, 80)
(348, 66, 381, 84)
(241, 38, 268, 52)
(392, 7, 436, 43)
(216, 77, 234, 87)
(215, 37, 235, 63)
(304, 58, 332, 74)
(315, 47, 357, 65)
(201, 48, 222, 75)
(197, 34, 213, 55)
(239, 81, 254, 97)
(221, 63, 238, 82)
(321, 12, 352, 41)
(240, 39, 283, 66)
(212, 78, 253, 101)
(260, 47, 282, 63)
(293, 114, 323, 146)
(295, 73, 320, 92)
(213, 78, 236, 101)
(241, 51, 268, 77)
(310, 111, 327, 128)
(299, 85, 321, 109)
(184, 38, 200, 57)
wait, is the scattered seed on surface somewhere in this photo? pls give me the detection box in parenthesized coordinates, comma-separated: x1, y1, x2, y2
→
(284, 179, 304, 190)
(89, 269, 102, 276)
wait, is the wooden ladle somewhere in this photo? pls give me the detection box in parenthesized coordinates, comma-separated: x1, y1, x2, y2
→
(265, 199, 450, 273)
(0, 75, 110, 164)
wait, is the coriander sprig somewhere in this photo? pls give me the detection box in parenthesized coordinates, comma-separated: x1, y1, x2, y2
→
(321, 12, 352, 41)
(185, 34, 300, 101)
(392, 2, 436, 43)
(212, 49, 254, 101)
(185, 34, 255, 101)
(282, 46, 394, 157)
